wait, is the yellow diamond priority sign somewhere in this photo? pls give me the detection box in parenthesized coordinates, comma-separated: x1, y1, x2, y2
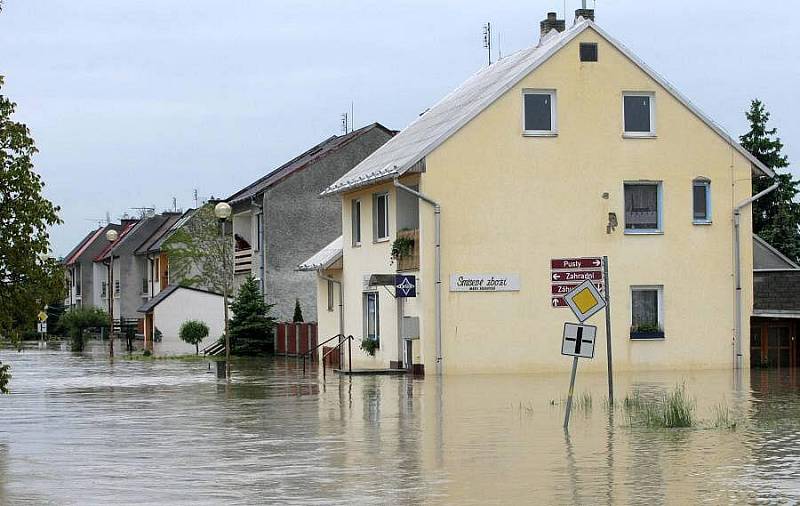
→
(38, 311, 48, 322)
(564, 280, 606, 322)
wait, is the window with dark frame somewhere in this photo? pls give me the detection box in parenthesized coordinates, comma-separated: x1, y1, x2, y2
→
(327, 280, 334, 312)
(693, 180, 711, 223)
(623, 94, 653, 134)
(523, 91, 555, 133)
(624, 182, 661, 231)
(580, 42, 598, 62)
(373, 193, 389, 241)
(352, 199, 361, 245)
(364, 291, 380, 345)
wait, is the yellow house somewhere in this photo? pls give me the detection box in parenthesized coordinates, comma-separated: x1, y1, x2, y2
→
(300, 10, 775, 375)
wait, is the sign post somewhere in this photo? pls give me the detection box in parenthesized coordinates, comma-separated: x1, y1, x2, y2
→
(603, 256, 613, 404)
(561, 282, 605, 430)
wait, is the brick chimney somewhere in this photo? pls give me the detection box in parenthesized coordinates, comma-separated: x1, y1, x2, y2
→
(575, 8, 595, 22)
(540, 12, 565, 38)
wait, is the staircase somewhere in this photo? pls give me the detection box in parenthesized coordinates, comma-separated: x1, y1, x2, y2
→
(202, 340, 225, 356)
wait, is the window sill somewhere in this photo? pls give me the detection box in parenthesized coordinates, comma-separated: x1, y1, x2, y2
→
(692, 220, 712, 226)
(630, 332, 665, 340)
(622, 133, 657, 139)
(374, 238, 390, 244)
(352, 242, 362, 248)
(523, 131, 558, 137)
(624, 230, 663, 235)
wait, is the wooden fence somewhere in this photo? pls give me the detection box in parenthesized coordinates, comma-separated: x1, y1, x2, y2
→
(275, 322, 318, 356)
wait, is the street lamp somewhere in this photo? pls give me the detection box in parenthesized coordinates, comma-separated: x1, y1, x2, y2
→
(214, 202, 232, 379)
(105, 228, 119, 358)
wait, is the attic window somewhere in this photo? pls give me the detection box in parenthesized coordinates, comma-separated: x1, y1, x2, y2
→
(580, 43, 598, 62)
(523, 90, 557, 136)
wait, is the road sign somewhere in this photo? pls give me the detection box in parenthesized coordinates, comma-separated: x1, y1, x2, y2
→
(38, 322, 47, 334)
(563, 280, 606, 322)
(38, 311, 48, 322)
(561, 323, 596, 359)
(395, 275, 416, 298)
(551, 257, 602, 270)
(551, 257, 605, 309)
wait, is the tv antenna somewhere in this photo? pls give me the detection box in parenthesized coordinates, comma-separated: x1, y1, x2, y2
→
(483, 22, 492, 65)
(341, 112, 349, 134)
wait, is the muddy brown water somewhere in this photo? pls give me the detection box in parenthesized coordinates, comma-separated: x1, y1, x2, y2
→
(1, 342, 799, 505)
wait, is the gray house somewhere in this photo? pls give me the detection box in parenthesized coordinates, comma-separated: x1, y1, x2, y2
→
(226, 122, 395, 322)
(62, 222, 125, 310)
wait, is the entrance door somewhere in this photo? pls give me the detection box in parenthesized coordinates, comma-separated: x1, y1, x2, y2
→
(751, 321, 796, 368)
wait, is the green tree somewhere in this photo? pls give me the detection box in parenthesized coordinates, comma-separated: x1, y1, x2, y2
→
(163, 203, 231, 295)
(740, 99, 800, 262)
(293, 298, 304, 323)
(229, 276, 276, 355)
(0, 361, 10, 394)
(59, 306, 109, 352)
(179, 319, 209, 355)
(0, 76, 64, 337)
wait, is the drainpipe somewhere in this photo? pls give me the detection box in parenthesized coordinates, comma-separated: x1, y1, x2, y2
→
(393, 177, 443, 375)
(733, 181, 779, 369)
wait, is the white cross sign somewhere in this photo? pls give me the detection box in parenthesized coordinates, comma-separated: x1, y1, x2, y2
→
(561, 323, 596, 359)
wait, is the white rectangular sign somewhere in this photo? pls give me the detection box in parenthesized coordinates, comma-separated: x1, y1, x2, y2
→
(449, 274, 520, 292)
(561, 323, 596, 359)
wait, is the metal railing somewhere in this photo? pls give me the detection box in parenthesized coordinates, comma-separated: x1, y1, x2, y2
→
(301, 333, 354, 379)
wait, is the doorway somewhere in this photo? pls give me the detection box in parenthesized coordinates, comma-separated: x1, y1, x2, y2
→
(751, 319, 797, 368)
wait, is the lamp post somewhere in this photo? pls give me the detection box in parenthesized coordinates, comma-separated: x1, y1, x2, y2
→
(214, 201, 232, 379)
(105, 228, 119, 358)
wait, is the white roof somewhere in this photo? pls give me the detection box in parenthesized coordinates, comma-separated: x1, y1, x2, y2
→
(322, 19, 772, 196)
(297, 236, 343, 271)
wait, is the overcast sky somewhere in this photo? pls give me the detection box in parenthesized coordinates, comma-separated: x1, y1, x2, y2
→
(1, 0, 798, 256)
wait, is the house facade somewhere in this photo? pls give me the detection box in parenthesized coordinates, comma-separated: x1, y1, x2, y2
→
(306, 11, 774, 374)
(226, 122, 395, 322)
(62, 223, 125, 310)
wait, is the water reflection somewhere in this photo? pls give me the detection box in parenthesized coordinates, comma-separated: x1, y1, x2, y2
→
(0, 343, 798, 504)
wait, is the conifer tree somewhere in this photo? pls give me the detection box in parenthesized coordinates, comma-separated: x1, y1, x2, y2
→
(229, 276, 276, 355)
(293, 298, 304, 323)
(740, 99, 800, 262)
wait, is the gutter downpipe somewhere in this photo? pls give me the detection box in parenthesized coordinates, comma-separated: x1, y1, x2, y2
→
(733, 181, 779, 370)
(318, 271, 345, 366)
(393, 177, 443, 376)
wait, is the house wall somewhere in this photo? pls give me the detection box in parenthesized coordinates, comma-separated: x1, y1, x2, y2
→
(336, 27, 756, 373)
(152, 289, 225, 355)
(262, 127, 394, 322)
(315, 268, 343, 357)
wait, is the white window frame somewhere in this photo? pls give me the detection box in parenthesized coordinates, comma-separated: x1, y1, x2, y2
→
(692, 178, 712, 224)
(351, 199, 362, 246)
(630, 285, 664, 339)
(522, 89, 558, 136)
(622, 91, 656, 138)
(623, 180, 663, 234)
(373, 192, 389, 243)
(363, 291, 380, 345)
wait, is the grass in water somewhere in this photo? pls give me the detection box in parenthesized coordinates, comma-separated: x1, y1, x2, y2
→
(624, 384, 695, 428)
(549, 391, 593, 413)
(711, 403, 738, 430)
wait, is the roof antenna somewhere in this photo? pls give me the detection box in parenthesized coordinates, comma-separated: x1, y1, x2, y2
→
(482, 22, 492, 66)
(340, 112, 349, 134)
(351, 101, 354, 132)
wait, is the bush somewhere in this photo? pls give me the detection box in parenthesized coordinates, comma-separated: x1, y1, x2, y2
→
(360, 338, 379, 356)
(59, 307, 109, 352)
(0, 361, 10, 394)
(179, 320, 210, 355)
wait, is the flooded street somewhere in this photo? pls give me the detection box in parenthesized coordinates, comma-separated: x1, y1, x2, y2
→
(1, 344, 799, 505)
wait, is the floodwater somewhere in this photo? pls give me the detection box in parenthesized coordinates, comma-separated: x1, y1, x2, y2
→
(1, 343, 799, 505)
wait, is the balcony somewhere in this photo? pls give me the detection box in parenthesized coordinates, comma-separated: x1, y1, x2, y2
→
(234, 248, 253, 275)
(395, 229, 420, 272)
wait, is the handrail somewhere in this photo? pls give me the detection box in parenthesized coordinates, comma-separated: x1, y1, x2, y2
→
(320, 335, 354, 380)
(302, 333, 344, 374)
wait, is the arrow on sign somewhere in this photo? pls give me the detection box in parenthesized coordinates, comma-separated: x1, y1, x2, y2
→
(552, 273, 561, 281)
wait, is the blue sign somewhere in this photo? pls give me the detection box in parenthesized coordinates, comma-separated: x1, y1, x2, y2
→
(395, 275, 416, 298)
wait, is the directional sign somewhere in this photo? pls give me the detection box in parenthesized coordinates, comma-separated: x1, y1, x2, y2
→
(395, 274, 416, 298)
(551, 257, 605, 309)
(37, 322, 47, 334)
(37, 311, 48, 322)
(561, 323, 596, 359)
(564, 280, 606, 322)
(551, 257, 602, 270)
